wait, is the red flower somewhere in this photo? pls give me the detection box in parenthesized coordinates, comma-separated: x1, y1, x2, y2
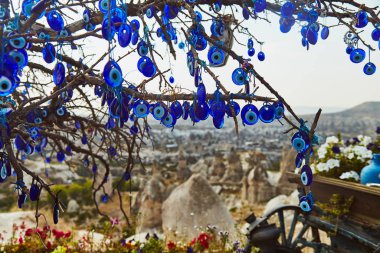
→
(64, 231, 72, 238)
(20, 222, 26, 230)
(197, 233, 211, 249)
(25, 228, 34, 237)
(167, 241, 176, 250)
(18, 236, 23, 244)
(47, 241, 52, 250)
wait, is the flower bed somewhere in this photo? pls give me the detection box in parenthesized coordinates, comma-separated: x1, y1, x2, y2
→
(0, 222, 249, 253)
(307, 127, 380, 182)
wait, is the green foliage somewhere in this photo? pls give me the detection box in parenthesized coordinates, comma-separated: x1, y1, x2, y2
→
(318, 194, 354, 222)
(47, 179, 93, 206)
(112, 179, 140, 192)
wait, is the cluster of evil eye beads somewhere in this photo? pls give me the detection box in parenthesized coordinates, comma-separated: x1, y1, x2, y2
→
(291, 128, 316, 212)
(95, 78, 286, 132)
(276, 1, 378, 75)
(0, 0, 377, 218)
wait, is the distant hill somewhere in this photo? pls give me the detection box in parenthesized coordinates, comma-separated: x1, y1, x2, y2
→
(302, 102, 380, 138)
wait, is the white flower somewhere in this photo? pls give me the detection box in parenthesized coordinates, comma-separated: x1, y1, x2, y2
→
(339, 171, 360, 181)
(326, 136, 339, 144)
(359, 136, 372, 146)
(316, 162, 329, 172)
(326, 159, 340, 169)
(347, 153, 354, 160)
(317, 144, 328, 159)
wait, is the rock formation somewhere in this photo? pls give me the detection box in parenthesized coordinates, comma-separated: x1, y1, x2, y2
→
(162, 174, 236, 240)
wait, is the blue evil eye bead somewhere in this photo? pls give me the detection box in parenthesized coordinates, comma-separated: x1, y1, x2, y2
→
(210, 19, 225, 37)
(164, 4, 179, 20)
(274, 102, 285, 119)
(58, 28, 70, 38)
(15, 134, 27, 151)
(57, 151, 65, 162)
(178, 42, 185, 49)
(295, 153, 304, 168)
(197, 83, 206, 104)
(103, 60, 123, 87)
(306, 30, 318, 45)
(146, 7, 155, 19)
(372, 29, 380, 41)
(99, 0, 115, 13)
(30, 127, 39, 139)
(254, 0, 267, 13)
(152, 103, 167, 120)
(130, 125, 138, 135)
(53, 62, 65, 86)
(350, 48, 366, 64)
(137, 41, 149, 56)
(355, 10, 368, 28)
(84, 22, 95, 31)
(232, 68, 247, 86)
(346, 46, 354, 54)
(81, 135, 88, 145)
(29, 184, 40, 201)
(281, 2, 295, 17)
(321, 26, 329, 40)
(182, 101, 190, 120)
(258, 51, 265, 61)
(162, 112, 177, 128)
(137, 56, 156, 77)
(248, 48, 255, 57)
(118, 23, 132, 48)
(208, 46, 225, 66)
(195, 102, 210, 120)
(226, 101, 240, 117)
(66, 145, 72, 155)
(130, 19, 140, 32)
(9, 49, 28, 70)
(170, 101, 182, 119)
(42, 43, 56, 64)
(47, 11, 64, 31)
(101, 17, 116, 41)
(307, 10, 319, 23)
(363, 62, 376, 75)
(110, 8, 127, 29)
(18, 193, 27, 208)
(22, 0, 35, 17)
(300, 165, 313, 186)
(259, 104, 275, 123)
(187, 51, 195, 76)
(195, 11, 203, 22)
(131, 32, 139, 45)
(133, 100, 150, 118)
(299, 196, 312, 212)
(56, 106, 66, 116)
(241, 104, 259, 126)
(53, 202, 60, 224)
(214, 0, 222, 12)
(169, 76, 175, 83)
(101, 194, 109, 203)
(0, 75, 16, 97)
(9, 36, 26, 49)
(247, 38, 254, 49)
(243, 8, 250, 20)
(213, 116, 224, 129)
(291, 132, 309, 153)
(83, 9, 91, 23)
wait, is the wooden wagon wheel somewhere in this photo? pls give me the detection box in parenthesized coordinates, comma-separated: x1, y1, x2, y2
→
(243, 205, 332, 253)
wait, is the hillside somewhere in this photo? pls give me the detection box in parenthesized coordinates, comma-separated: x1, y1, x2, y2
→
(303, 102, 380, 137)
